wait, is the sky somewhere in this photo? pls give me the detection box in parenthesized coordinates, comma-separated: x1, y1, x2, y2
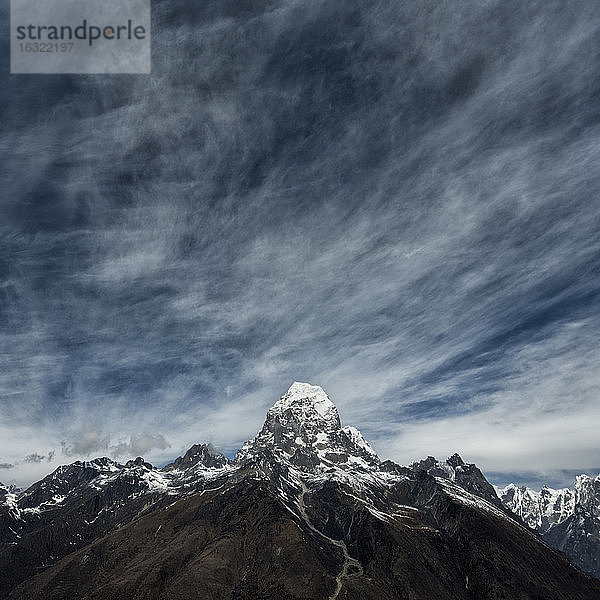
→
(1, 0, 599, 489)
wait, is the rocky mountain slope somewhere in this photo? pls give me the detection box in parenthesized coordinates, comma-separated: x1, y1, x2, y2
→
(499, 474, 600, 579)
(2, 382, 599, 599)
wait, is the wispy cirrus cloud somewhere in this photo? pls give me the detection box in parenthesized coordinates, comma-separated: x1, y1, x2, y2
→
(0, 1, 599, 488)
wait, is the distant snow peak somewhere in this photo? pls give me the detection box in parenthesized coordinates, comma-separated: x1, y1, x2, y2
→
(498, 475, 600, 532)
(498, 473, 600, 577)
(575, 474, 600, 518)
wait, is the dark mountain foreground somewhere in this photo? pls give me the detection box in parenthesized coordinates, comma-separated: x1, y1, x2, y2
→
(3, 383, 600, 599)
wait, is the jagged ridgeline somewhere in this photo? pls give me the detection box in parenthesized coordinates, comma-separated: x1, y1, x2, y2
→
(1, 383, 599, 600)
(498, 476, 600, 579)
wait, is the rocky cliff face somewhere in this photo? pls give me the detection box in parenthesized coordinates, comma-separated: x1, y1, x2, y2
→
(2, 383, 600, 600)
(410, 453, 504, 509)
(499, 474, 600, 579)
(237, 382, 380, 471)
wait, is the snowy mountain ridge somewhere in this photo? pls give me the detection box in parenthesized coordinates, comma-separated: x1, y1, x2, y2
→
(498, 483, 575, 530)
(0, 383, 500, 543)
(498, 474, 600, 531)
(236, 382, 381, 477)
(498, 473, 600, 578)
(1, 382, 599, 596)
(0, 383, 583, 527)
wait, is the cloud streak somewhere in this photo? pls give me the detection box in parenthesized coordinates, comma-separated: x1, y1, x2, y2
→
(1, 1, 599, 487)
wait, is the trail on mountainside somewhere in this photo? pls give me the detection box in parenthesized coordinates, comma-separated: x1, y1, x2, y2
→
(296, 481, 363, 600)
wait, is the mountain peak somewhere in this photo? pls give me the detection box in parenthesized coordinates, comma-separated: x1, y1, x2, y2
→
(236, 382, 378, 471)
(162, 443, 229, 472)
(411, 453, 502, 508)
(125, 457, 154, 470)
(447, 453, 465, 467)
(286, 381, 329, 400)
(268, 381, 340, 428)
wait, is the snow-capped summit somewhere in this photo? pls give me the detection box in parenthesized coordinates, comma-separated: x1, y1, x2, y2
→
(0, 482, 17, 508)
(498, 473, 600, 579)
(236, 382, 379, 471)
(498, 483, 576, 531)
(267, 381, 341, 430)
(575, 474, 600, 518)
(499, 474, 600, 533)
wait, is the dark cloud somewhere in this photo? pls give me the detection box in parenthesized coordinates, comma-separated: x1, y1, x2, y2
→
(1, 1, 600, 487)
(21, 451, 56, 464)
(23, 453, 45, 464)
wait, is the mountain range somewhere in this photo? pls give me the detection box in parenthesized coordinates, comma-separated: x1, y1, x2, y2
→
(1, 382, 599, 599)
(498, 475, 600, 580)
